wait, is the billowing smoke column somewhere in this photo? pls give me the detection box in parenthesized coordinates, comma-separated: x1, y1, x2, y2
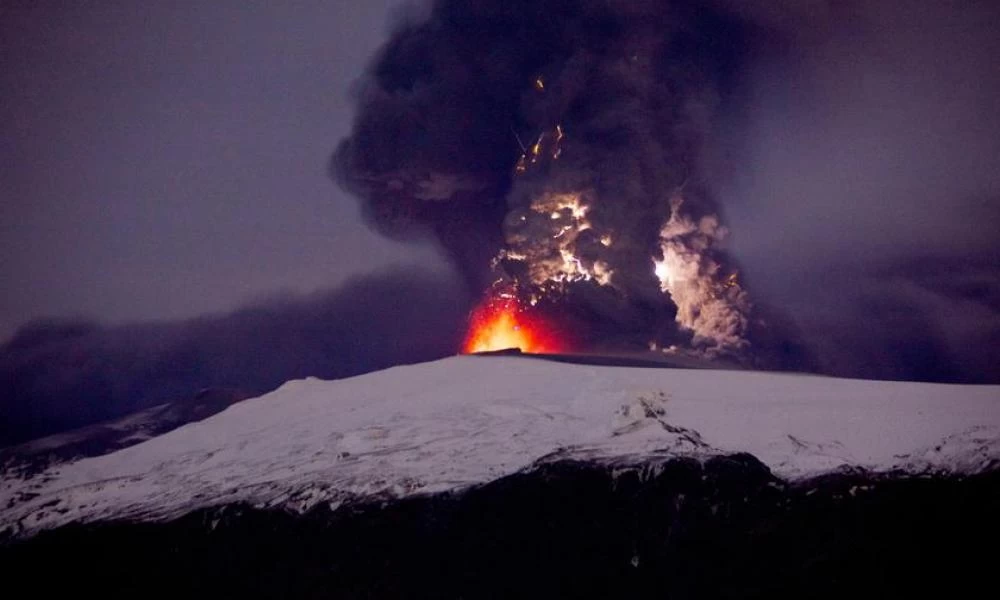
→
(335, 0, 774, 357)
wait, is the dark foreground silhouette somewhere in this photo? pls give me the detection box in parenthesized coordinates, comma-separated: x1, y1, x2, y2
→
(3, 454, 996, 599)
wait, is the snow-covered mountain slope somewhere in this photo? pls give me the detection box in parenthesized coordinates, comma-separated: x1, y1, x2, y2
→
(0, 388, 250, 478)
(2, 355, 998, 538)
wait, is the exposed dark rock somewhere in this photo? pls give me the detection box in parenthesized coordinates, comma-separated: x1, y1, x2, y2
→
(2, 454, 996, 598)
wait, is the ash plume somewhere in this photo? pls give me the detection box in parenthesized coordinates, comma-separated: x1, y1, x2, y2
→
(334, 0, 813, 358)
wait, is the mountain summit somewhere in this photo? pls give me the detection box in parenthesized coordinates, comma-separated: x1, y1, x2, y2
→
(2, 355, 998, 597)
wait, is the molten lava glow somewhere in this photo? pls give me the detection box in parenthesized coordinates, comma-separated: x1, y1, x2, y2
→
(461, 297, 561, 354)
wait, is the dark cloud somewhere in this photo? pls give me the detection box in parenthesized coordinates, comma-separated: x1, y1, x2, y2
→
(334, 0, 830, 359)
(333, 0, 999, 381)
(0, 268, 471, 447)
(717, 0, 1000, 382)
(761, 256, 1000, 384)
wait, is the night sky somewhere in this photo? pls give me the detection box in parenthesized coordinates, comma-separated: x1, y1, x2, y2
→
(1, 0, 998, 445)
(1, 0, 440, 339)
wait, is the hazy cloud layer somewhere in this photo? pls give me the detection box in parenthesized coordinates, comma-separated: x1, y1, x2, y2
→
(0, 268, 471, 447)
(716, 0, 1000, 382)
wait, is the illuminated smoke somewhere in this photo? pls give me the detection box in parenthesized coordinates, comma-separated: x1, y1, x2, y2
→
(502, 191, 613, 293)
(654, 195, 749, 353)
(334, 0, 816, 358)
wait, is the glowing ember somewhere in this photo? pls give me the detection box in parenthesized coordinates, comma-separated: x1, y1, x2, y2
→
(461, 296, 561, 354)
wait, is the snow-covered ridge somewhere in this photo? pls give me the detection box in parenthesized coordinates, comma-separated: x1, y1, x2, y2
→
(2, 356, 998, 538)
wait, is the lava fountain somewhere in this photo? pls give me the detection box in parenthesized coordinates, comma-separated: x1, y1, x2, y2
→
(461, 294, 563, 354)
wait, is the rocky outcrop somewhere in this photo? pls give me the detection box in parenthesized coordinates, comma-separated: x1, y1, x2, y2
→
(2, 453, 996, 598)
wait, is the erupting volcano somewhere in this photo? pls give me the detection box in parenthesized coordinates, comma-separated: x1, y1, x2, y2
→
(462, 294, 564, 354)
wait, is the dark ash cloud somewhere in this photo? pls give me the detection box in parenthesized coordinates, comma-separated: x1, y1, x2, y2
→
(333, 0, 828, 360)
(717, 0, 1000, 382)
(0, 268, 471, 447)
(765, 256, 1000, 384)
(335, 0, 999, 381)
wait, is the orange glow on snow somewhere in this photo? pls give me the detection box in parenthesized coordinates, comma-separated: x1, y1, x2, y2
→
(461, 296, 562, 354)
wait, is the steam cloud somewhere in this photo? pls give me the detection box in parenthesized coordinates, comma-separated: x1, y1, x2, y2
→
(334, 0, 815, 358)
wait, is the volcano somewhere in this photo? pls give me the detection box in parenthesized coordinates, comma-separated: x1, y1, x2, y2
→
(2, 355, 998, 597)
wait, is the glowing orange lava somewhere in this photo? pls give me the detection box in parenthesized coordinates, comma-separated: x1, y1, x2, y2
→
(461, 296, 562, 354)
